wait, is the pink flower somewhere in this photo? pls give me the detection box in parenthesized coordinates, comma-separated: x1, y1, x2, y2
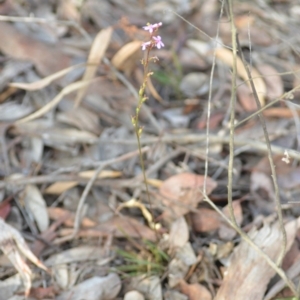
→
(152, 36, 164, 49)
(143, 22, 162, 34)
(141, 41, 151, 50)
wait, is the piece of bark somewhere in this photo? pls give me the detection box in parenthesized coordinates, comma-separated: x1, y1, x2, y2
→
(215, 218, 300, 300)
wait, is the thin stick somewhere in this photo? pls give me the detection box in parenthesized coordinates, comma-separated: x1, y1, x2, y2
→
(236, 34, 287, 266)
(227, 0, 238, 226)
(204, 0, 225, 194)
(99, 133, 300, 160)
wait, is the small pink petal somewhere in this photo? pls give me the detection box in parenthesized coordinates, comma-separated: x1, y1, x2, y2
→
(141, 41, 151, 50)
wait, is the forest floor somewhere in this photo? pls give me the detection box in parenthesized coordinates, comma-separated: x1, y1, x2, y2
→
(1, 0, 300, 299)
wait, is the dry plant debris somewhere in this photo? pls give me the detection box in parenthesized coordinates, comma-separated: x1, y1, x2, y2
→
(1, 0, 300, 299)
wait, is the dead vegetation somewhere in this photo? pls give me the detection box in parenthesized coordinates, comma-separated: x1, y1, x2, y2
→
(1, 0, 300, 299)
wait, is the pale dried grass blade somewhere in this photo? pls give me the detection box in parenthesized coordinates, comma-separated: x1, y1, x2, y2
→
(111, 40, 142, 70)
(9, 63, 86, 91)
(117, 199, 160, 230)
(44, 170, 122, 194)
(75, 27, 113, 107)
(15, 79, 97, 124)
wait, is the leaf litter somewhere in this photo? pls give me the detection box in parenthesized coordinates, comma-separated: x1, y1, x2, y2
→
(1, 0, 300, 299)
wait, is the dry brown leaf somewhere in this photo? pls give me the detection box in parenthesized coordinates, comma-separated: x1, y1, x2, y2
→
(235, 14, 255, 29)
(191, 208, 221, 232)
(32, 213, 71, 257)
(75, 27, 113, 107)
(215, 218, 300, 300)
(29, 286, 57, 299)
(112, 40, 142, 71)
(256, 64, 283, 100)
(59, 216, 156, 241)
(23, 184, 49, 232)
(159, 173, 217, 218)
(9, 63, 86, 91)
(169, 216, 189, 249)
(179, 280, 212, 300)
(237, 81, 257, 111)
(0, 22, 71, 76)
(48, 207, 96, 228)
(100, 215, 156, 241)
(45, 170, 122, 194)
(58, 0, 80, 21)
(215, 47, 266, 106)
(219, 200, 243, 240)
(56, 105, 100, 134)
(263, 107, 300, 118)
(146, 178, 163, 188)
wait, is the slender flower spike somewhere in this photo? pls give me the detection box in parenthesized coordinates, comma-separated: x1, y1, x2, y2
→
(153, 36, 164, 49)
(143, 22, 162, 34)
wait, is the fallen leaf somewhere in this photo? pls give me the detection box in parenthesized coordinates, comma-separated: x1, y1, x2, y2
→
(112, 40, 142, 72)
(237, 81, 257, 111)
(56, 273, 121, 300)
(45, 245, 105, 266)
(45, 170, 122, 194)
(129, 275, 162, 300)
(59, 215, 156, 241)
(0, 101, 34, 121)
(256, 64, 283, 100)
(23, 184, 49, 232)
(159, 173, 217, 218)
(219, 200, 243, 240)
(169, 216, 189, 249)
(179, 280, 212, 300)
(57, 104, 100, 134)
(0, 218, 47, 297)
(215, 47, 266, 106)
(75, 27, 113, 107)
(215, 218, 300, 300)
(48, 207, 96, 228)
(0, 22, 71, 77)
(0, 200, 11, 220)
(29, 286, 57, 299)
(263, 107, 300, 118)
(191, 208, 221, 232)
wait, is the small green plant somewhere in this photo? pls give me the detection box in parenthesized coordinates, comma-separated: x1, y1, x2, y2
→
(115, 241, 169, 277)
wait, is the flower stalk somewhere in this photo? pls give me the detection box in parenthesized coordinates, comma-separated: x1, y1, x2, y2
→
(131, 22, 164, 231)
